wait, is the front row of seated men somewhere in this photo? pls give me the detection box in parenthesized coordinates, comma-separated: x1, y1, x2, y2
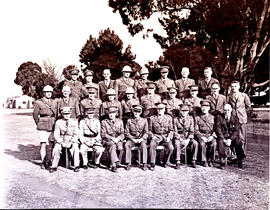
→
(48, 100, 245, 173)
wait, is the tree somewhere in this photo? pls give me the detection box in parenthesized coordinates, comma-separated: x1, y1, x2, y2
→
(42, 58, 63, 81)
(79, 28, 140, 82)
(14, 61, 57, 99)
(109, 0, 270, 93)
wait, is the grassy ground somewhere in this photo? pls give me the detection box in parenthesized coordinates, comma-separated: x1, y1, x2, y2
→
(0, 109, 269, 209)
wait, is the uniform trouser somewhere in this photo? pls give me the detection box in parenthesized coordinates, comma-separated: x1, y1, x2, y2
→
(51, 143, 80, 168)
(149, 139, 174, 164)
(45, 141, 54, 164)
(197, 138, 217, 162)
(239, 123, 247, 154)
(103, 141, 123, 165)
(174, 139, 198, 161)
(125, 140, 148, 164)
(217, 138, 246, 161)
(80, 144, 104, 165)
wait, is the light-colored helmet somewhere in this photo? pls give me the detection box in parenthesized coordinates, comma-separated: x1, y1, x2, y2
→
(106, 88, 116, 95)
(43, 85, 53, 92)
(125, 87, 135, 94)
(122, 65, 132, 72)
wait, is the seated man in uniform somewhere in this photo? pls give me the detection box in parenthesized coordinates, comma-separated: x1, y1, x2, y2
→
(101, 106, 125, 173)
(184, 85, 203, 117)
(49, 107, 80, 173)
(195, 100, 217, 167)
(79, 108, 105, 169)
(174, 104, 198, 169)
(163, 86, 183, 118)
(124, 105, 148, 171)
(215, 104, 245, 169)
(148, 102, 174, 171)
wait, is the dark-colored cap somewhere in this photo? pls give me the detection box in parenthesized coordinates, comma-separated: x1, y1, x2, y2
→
(132, 105, 143, 112)
(146, 81, 156, 89)
(107, 106, 118, 114)
(84, 70, 94, 77)
(70, 68, 79, 75)
(189, 85, 199, 91)
(87, 86, 98, 93)
(61, 106, 71, 114)
(155, 102, 167, 109)
(231, 80, 240, 84)
(200, 99, 211, 107)
(160, 66, 169, 73)
(85, 107, 95, 114)
(179, 104, 190, 111)
(168, 86, 178, 93)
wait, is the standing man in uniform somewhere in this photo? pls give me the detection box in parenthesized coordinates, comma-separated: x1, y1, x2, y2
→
(115, 65, 135, 101)
(174, 104, 198, 169)
(163, 87, 183, 118)
(148, 103, 174, 170)
(49, 107, 80, 173)
(198, 66, 220, 99)
(33, 85, 57, 169)
(184, 85, 203, 117)
(81, 70, 100, 99)
(100, 88, 122, 120)
(227, 80, 252, 156)
(216, 104, 245, 169)
(140, 82, 161, 118)
(195, 100, 217, 167)
(124, 105, 148, 171)
(155, 66, 175, 100)
(134, 67, 150, 98)
(175, 67, 196, 100)
(63, 67, 83, 100)
(98, 69, 117, 102)
(80, 86, 102, 119)
(56, 85, 80, 120)
(79, 108, 105, 169)
(101, 106, 125, 172)
(206, 82, 227, 117)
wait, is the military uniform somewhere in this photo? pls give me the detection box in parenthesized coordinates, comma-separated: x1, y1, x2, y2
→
(51, 117, 80, 169)
(101, 118, 125, 166)
(198, 77, 220, 99)
(140, 94, 161, 118)
(79, 117, 105, 166)
(206, 94, 227, 117)
(155, 78, 175, 100)
(56, 97, 80, 119)
(63, 80, 84, 100)
(81, 82, 100, 99)
(173, 115, 198, 163)
(121, 98, 140, 123)
(163, 98, 183, 118)
(184, 97, 202, 116)
(134, 79, 150, 98)
(98, 80, 117, 102)
(100, 100, 122, 120)
(175, 78, 195, 99)
(80, 98, 102, 119)
(195, 113, 217, 164)
(115, 77, 135, 101)
(148, 114, 174, 166)
(125, 117, 148, 165)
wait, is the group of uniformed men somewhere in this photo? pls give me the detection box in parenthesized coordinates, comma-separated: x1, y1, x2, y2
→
(33, 65, 251, 173)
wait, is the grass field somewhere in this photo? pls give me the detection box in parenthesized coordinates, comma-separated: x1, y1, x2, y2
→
(0, 109, 269, 209)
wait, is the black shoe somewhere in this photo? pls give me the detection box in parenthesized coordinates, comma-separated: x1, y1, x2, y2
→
(175, 163, 181, 170)
(238, 160, 243, 168)
(49, 167, 57, 173)
(83, 165, 88, 170)
(191, 161, 197, 168)
(112, 166, 118, 173)
(220, 165, 225, 170)
(142, 164, 147, 171)
(126, 164, 132, 171)
(116, 161, 121, 168)
(149, 164, 155, 171)
(74, 167, 80, 172)
(40, 162, 45, 169)
(202, 161, 207, 167)
(208, 162, 213, 167)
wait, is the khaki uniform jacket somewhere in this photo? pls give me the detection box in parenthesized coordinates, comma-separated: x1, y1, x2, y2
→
(173, 115, 194, 140)
(81, 82, 100, 99)
(101, 118, 125, 142)
(98, 80, 116, 102)
(115, 77, 135, 99)
(227, 92, 252, 124)
(33, 97, 57, 131)
(198, 77, 219, 98)
(140, 94, 161, 117)
(215, 114, 240, 141)
(155, 78, 175, 94)
(54, 118, 79, 144)
(63, 80, 83, 100)
(125, 117, 148, 141)
(56, 97, 80, 119)
(80, 98, 102, 119)
(163, 98, 183, 118)
(184, 97, 203, 116)
(121, 98, 140, 116)
(195, 114, 216, 139)
(79, 118, 102, 146)
(206, 94, 227, 116)
(100, 100, 122, 120)
(134, 79, 150, 98)
(148, 114, 174, 143)
(175, 78, 195, 99)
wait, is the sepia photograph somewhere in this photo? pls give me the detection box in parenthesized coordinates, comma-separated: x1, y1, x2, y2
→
(0, 0, 269, 209)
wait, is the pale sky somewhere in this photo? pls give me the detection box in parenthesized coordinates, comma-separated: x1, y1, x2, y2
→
(0, 0, 164, 103)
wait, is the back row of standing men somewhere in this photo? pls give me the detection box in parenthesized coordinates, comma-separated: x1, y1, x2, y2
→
(33, 65, 252, 173)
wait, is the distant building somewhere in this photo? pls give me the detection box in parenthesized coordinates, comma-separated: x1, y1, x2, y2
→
(5, 95, 35, 109)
